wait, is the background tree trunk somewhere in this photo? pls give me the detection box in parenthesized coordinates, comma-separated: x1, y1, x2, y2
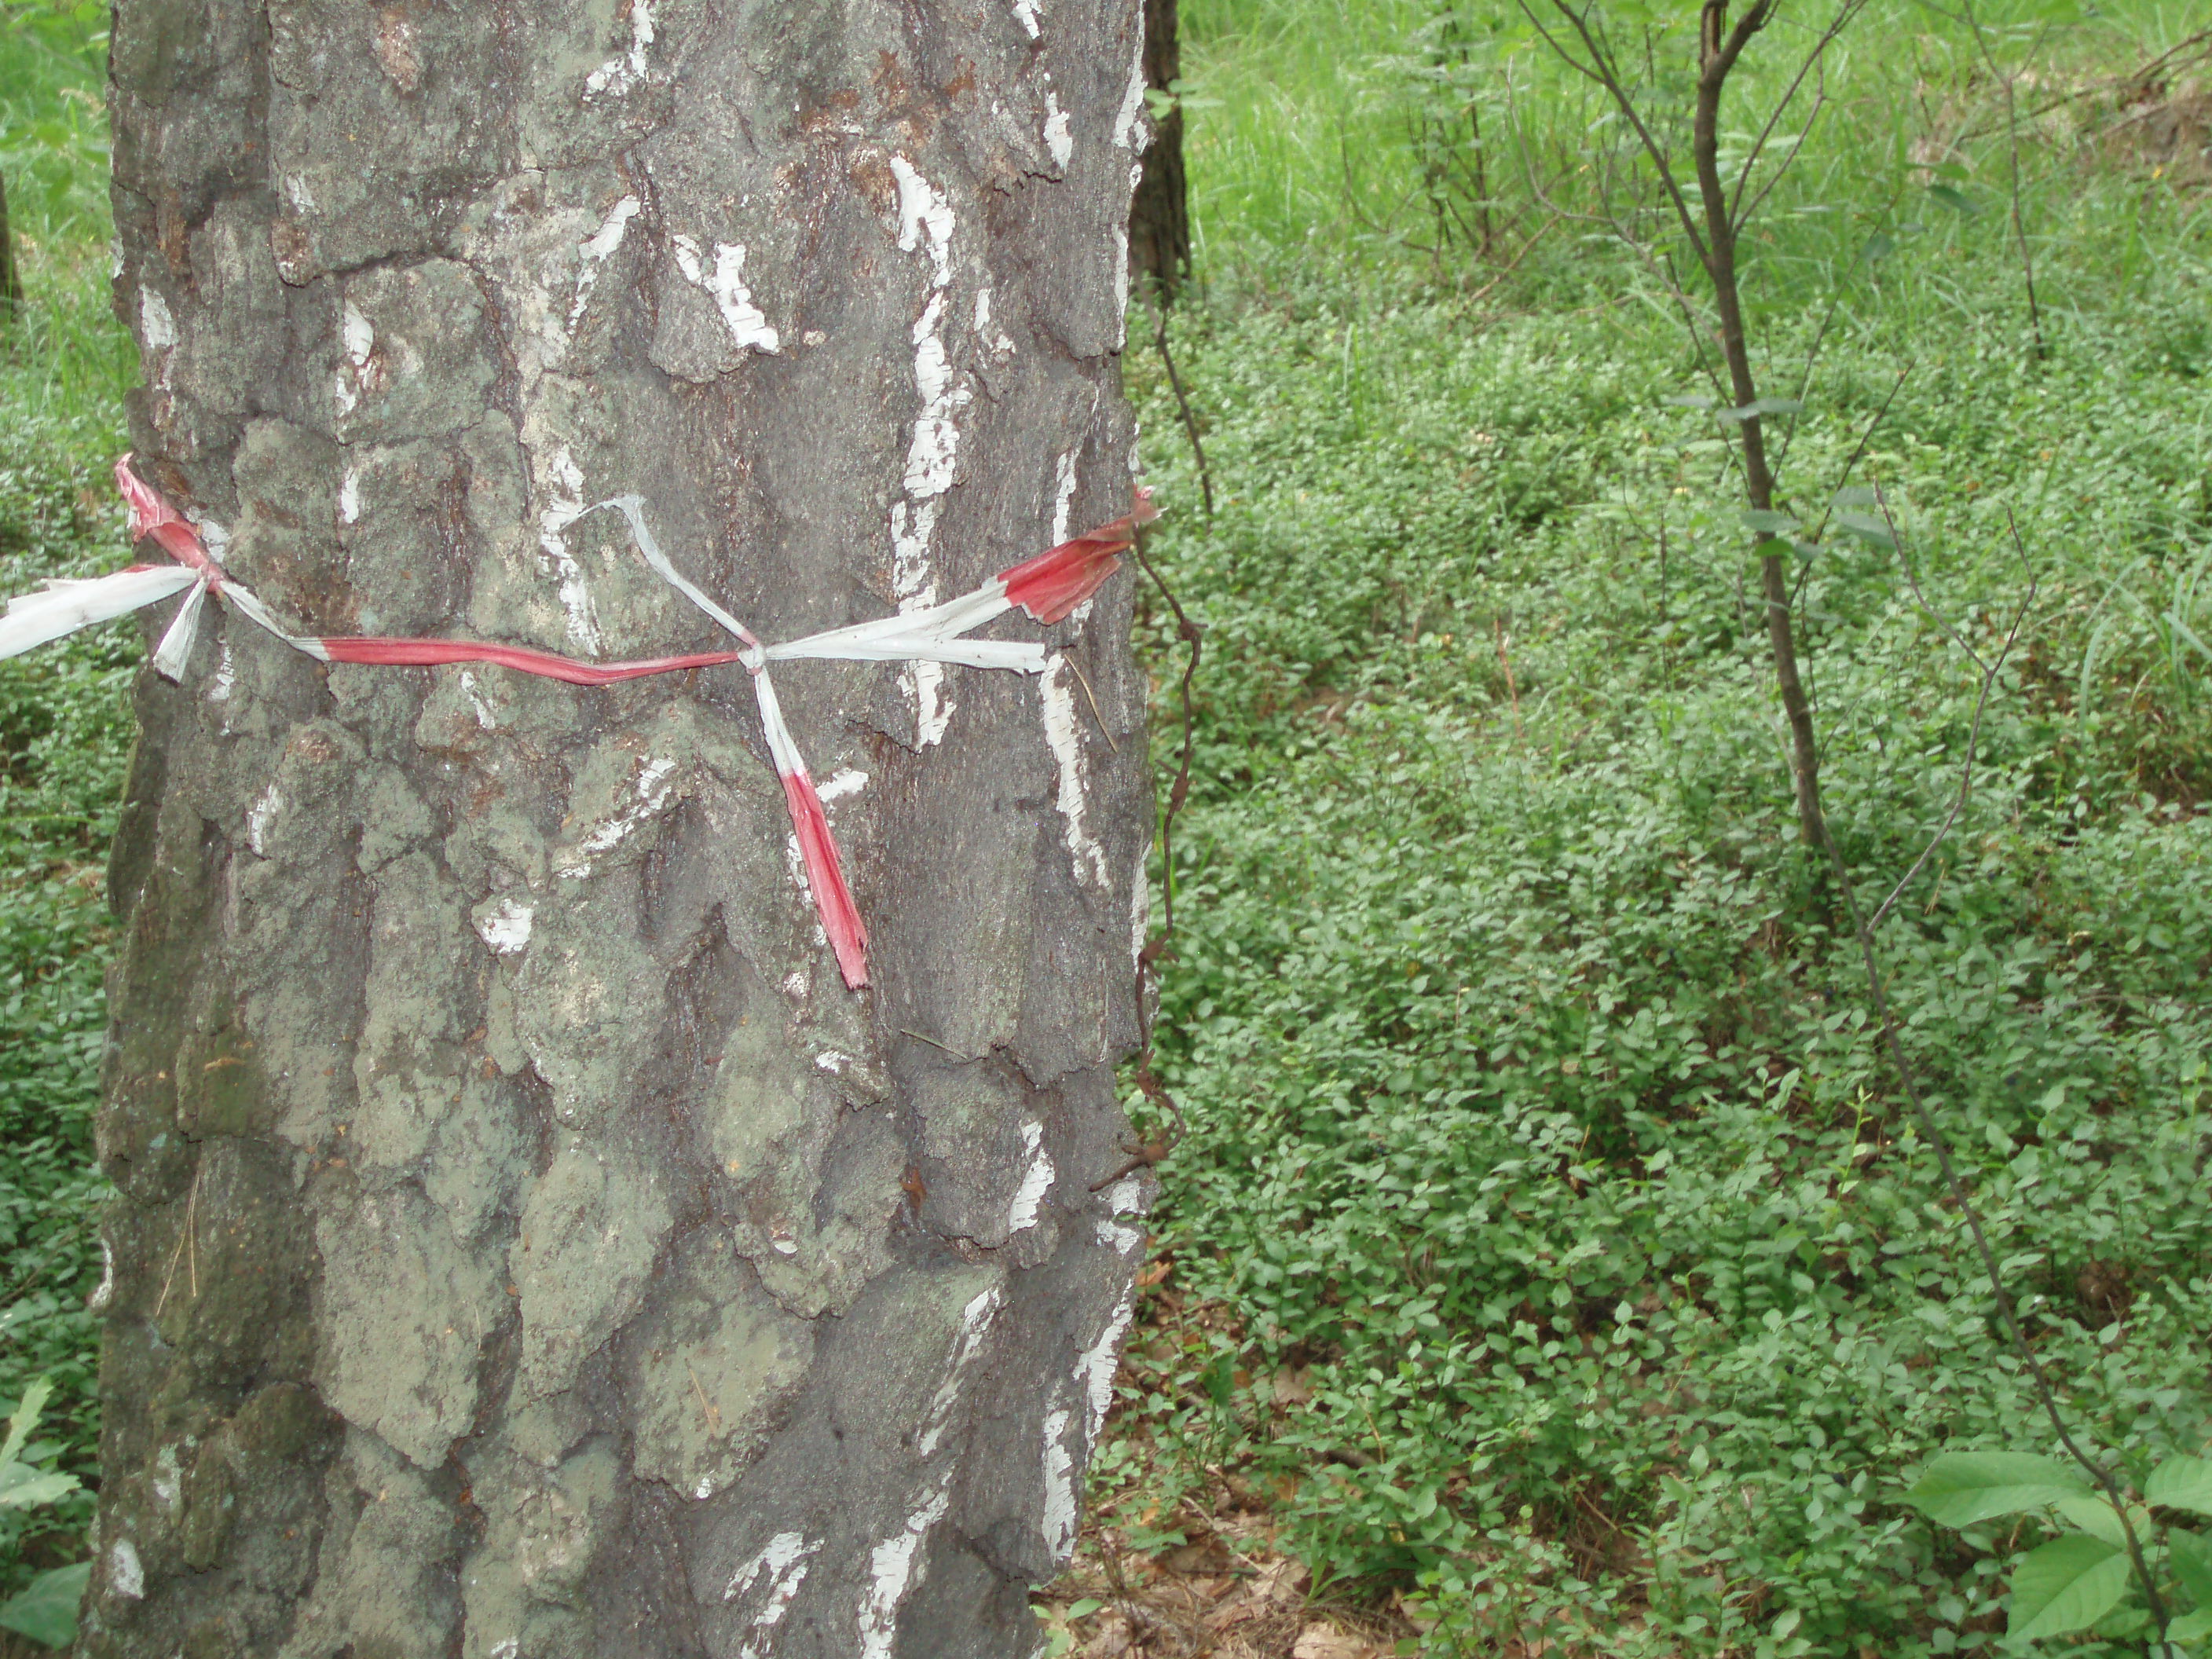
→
(1128, 0, 1191, 298)
(0, 170, 20, 318)
(88, 2, 1154, 1655)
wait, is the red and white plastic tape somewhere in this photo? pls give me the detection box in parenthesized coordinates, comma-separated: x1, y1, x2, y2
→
(0, 458, 1157, 989)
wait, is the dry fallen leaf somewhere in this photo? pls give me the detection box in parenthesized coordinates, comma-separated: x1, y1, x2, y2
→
(1292, 1621, 1382, 1659)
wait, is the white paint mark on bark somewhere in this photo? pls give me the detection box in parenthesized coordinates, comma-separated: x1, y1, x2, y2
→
(338, 467, 361, 526)
(1112, 35, 1150, 149)
(814, 1050, 855, 1075)
(917, 1284, 1003, 1458)
(87, 1236, 115, 1313)
(284, 174, 316, 214)
(1008, 1121, 1055, 1235)
(1011, 0, 1042, 36)
(568, 194, 640, 328)
(816, 767, 869, 804)
(138, 287, 177, 350)
(973, 288, 1016, 357)
(1103, 1174, 1149, 1216)
(535, 444, 602, 652)
(1079, 1288, 1136, 1443)
(476, 898, 535, 955)
(672, 236, 782, 354)
(1113, 224, 1132, 339)
(1052, 451, 1080, 544)
(209, 640, 236, 705)
(151, 1445, 181, 1511)
(584, 0, 654, 96)
(557, 756, 679, 877)
(1043, 90, 1074, 169)
(889, 156, 954, 289)
(459, 669, 498, 729)
(781, 968, 812, 1000)
(1042, 656, 1110, 890)
(903, 293, 969, 500)
(891, 282, 969, 747)
(1040, 1406, 1079, 1560)
(858, 1485, 950, 1659)
(335, 301, 374, 417)
(247, 782, 284, 857)
(727, 1532, 822, 1657)
(109, 1539, 144, 1600)
(1130, 843, 1151, 965)
(1094, 1217, 1143, 1254)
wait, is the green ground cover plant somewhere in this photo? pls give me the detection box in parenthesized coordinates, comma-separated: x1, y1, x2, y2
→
(1102, 0, 2212, 1652)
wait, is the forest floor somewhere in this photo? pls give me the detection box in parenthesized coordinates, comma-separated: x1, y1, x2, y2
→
(6, 2, 2212, 1656)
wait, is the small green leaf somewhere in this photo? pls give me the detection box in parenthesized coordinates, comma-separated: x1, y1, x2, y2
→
(2148, 1456, 2212, 1518)
(1903, 1452, 2093, 1526)
(1664, 392, 1716, 410)
(1741, 509, 1800, 535)
(1065, 1598, 1105, 1620)
(0, 1378, 53, 1473)
(2007, 1534, 2133, 1639)
(0, 1561, 90, 1650)
(2170, 1606, 2212, 1644)
(2169, 1528, 2212, 1606)
(0, 1471, 79, 1510)
(1863, 232, 1896, 262)
(1831, 485, 1878, 509)
(1835, 511, 1898, 549)
(1927, 183, 1980, 214)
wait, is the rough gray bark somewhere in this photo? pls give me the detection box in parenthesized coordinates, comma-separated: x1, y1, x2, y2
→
(86, 3, 1155, 1656)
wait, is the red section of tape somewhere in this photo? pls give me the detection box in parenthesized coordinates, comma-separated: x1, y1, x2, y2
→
(782, 771, 870, 989)
(998, 486, 1159, 624)
(318, 637, 749, 686)
(116, 456, 222, 579)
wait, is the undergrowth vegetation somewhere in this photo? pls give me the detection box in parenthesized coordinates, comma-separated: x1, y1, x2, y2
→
(1105, 0, 2212, 1653)
(0, 0, 134, 1628)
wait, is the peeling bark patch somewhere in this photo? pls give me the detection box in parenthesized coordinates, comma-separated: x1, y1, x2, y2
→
(1111, 34, 1150, 150)
(857, 1485, 950, 1659)
(1042, 655, 1109, 891)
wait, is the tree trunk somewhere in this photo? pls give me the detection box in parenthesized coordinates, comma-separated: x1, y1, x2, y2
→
(88, 3, 1155, 1656)
(1126, 0, 1189, 299)
(0, 169, 20, 318)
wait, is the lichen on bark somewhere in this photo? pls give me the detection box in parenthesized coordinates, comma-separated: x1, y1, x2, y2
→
(90, 1, 1155, 1654)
